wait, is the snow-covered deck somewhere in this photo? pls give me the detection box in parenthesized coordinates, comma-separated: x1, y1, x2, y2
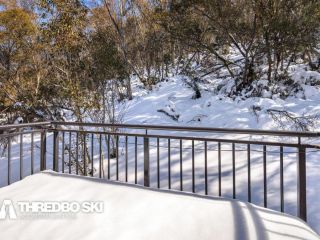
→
(0, 171, 318, 240)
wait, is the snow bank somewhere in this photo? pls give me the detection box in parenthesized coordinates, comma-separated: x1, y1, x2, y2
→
(125, 75, 320, 131)
(0, 172, 318, 240)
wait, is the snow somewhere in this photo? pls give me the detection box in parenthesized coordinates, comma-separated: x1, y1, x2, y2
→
(125, 76, 320, 130)
(1, 64, 320, 236)
(0, 171, 318, 240)
(119, 75, 320, 234)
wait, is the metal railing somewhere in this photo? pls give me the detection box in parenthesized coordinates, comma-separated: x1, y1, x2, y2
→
(1, 121, 319, 223)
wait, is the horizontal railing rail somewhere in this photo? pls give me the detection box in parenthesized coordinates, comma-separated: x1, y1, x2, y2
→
(1, 121, 320, 224)
(52, 121, 320, 137)
(0, 121, 51, 131)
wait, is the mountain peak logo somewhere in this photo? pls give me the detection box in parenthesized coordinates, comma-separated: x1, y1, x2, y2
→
(0, 200, 17, 220)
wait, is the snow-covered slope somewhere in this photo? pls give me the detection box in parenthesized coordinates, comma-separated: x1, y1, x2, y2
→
(124, 74, 320, 131)
(120, 73, 320, 234)
(0, 171, 318, 240)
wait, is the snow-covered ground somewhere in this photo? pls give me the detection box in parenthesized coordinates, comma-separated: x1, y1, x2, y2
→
(0, 171, 318, 240)
(0, 68, 320, 236)
(120, 74, 320, 234)
(125, 74, 320, 130)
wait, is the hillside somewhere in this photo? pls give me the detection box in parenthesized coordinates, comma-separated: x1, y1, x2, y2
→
(123, 64, 320, 132)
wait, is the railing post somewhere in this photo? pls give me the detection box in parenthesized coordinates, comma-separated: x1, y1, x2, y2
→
(53, 131, 59, 172)
(297, 138, 307, 221)
(144, 136, 150, 187)
(40, 130, 47, 171)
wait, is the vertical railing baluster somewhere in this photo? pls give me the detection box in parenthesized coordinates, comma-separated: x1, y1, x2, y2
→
(20, 133, 23, 180)
(107, 135, 110, 180)
(192, 140, 195, 193)
(168, 138, 171, 189)
(7, 136, 11, 185)
(31, 132, 34, 175)
(62, 132, 65, 173)
(204, 141, 208, 195)
(247, 144, 251, 203)
(116, 135, 119, 181)
(280, 146, 284, 212)
(144, 136, 150, 187)
(180, 139, 183, 191)
(157, 138, 160, 188)
(76, 132, 79, 175)
(263, 145, 267, 208)
(125, 136, 128, 182)
(40, 130, 47, 171)
(232, 143, 236, 199)
(297, 137, 307, 221)
(218, 142, 221, 196)
(83, 133, 87, 176)
(69, 132, 71, 174)
(91, 134, 94, 177)
(99, 134, 102, 178)
(135, 136, 137, 184)
(53, 131, 59, 172)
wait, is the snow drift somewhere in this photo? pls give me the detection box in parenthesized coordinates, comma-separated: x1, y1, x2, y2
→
(0, 171, 318, 240)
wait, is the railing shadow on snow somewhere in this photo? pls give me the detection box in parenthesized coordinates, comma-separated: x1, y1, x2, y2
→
(0, 121, 320, 226)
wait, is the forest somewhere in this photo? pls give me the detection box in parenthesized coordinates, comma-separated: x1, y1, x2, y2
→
(1, 1, 320, 235)
(0, 0, 319, 124)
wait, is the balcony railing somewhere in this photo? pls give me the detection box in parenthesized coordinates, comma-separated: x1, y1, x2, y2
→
(0, 121, 319, 223)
